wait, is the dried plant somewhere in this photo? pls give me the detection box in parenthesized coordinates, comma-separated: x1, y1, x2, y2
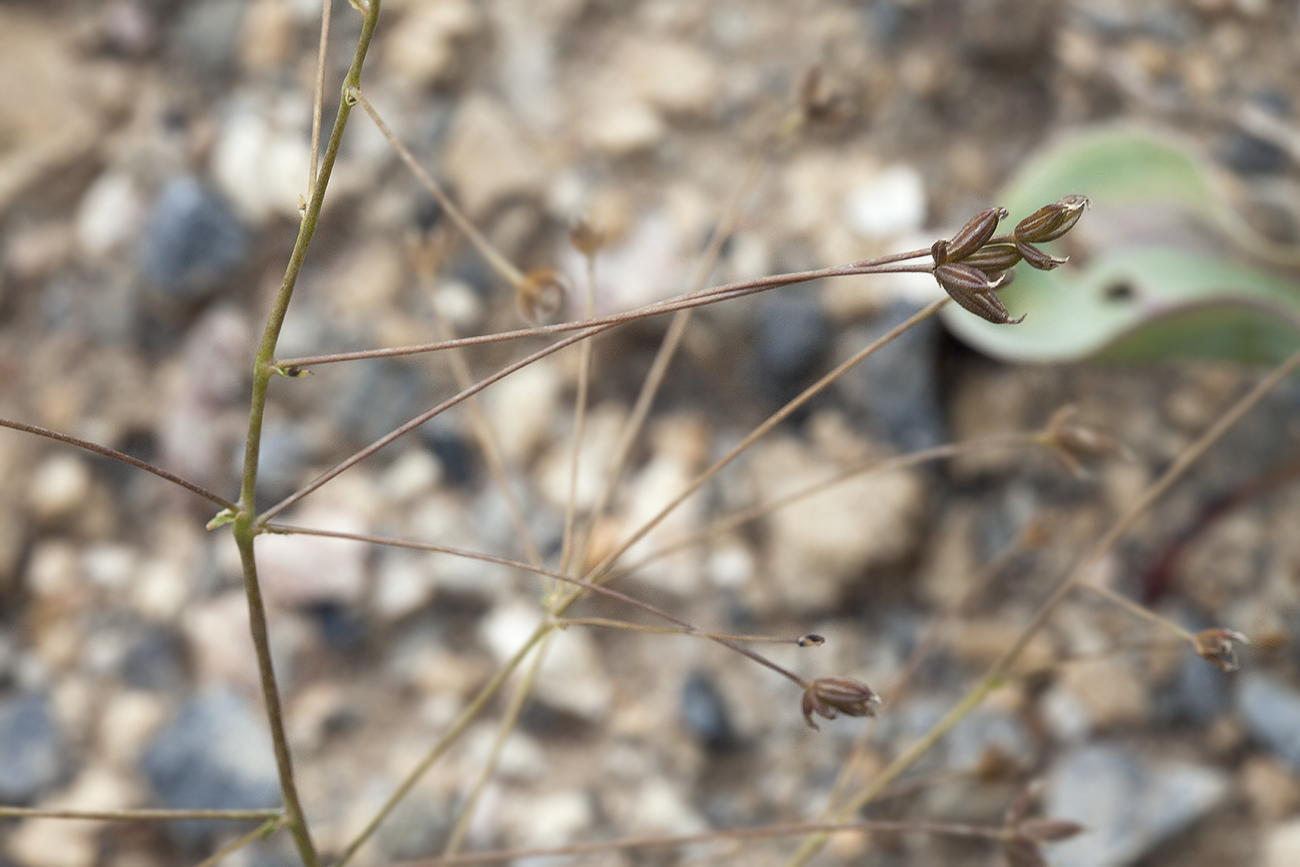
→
(2, 3, 1298, 867)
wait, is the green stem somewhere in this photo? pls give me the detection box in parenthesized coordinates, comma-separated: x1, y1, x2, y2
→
(231, 4, 383, 867)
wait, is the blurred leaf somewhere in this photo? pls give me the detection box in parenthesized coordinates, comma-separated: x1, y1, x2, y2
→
(942, 126, 1300, 363)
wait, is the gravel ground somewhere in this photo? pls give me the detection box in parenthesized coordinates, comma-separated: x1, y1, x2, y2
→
(2, 2, 1300, 866)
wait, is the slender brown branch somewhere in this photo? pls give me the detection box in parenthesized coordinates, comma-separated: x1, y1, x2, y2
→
(573, 150, 766, 579)
(264, 523, 809, 686)
(785, 344, 1300, 866)
(261, 320, 616, 521)
(308, 0, 332, 196)
(332, 625, 549, 867)
(268, 262, 925, 521)
(0, 419, 236, 510)
(400, 817, 1006, 866)
(557, 255, 599, 578)
(1076, 580, 1196, 642)
(351, 88, 525, 288)
(555, 616, 819, 644)
(570, 299, 950, 598)
(273, 259, 931, 369)
(432, 314, 544, 570)
(622, 437, 1032, 574)
(0, 806, 282, 821)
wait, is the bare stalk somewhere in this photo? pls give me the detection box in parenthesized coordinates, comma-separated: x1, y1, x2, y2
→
(229, 4, 383, 866)
(350, 88, 525, 288)
(785, 344, 1300, 866)
(574, 152, 767, 573)
(554, 616, 821, 644)
(1076, 579, 1196, 642)
(264, 523, 810, 684)
(569, 299, 950, 598)
(272, 258, 932, 369)
(0, 419, 235, 510)
(441, 634, 551, 857)
(622, 436, 1032, 574)
(403, 817, 1007, 866)
(308, 0, 333, 196)
(332, 624, 548, 867)
(0, 807, 282, 821)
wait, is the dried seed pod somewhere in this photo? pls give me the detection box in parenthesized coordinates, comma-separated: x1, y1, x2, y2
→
(568, 214, 605, 257)
(935, 263, 1025, 325)
(959, 243, 1022, 272)
(801, 676, 880, 729)
(515, 267, 570, 325)
(1013, 194, 1090, 243)
(1042, 405, 1129, 477)
(931, 238, 951, 266)
(1193, 628, 1250, 672)
(946, 206, 1008, 261)
(1015, 240, 1070, 271)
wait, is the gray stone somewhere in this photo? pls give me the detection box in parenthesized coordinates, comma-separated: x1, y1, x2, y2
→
(139, 176, 249, 301)
(1045, 743, 1230, 867)
(0, 694, 64, 803)
(1239, 673, 1300, 770)
(945, 709, 1036, 771)
(141, 690, 281, 846)
(755, 293, 831, 396)
(680, 671, 738, 752)
(834, 301, 946, 451)
(169, 0, 246, 77)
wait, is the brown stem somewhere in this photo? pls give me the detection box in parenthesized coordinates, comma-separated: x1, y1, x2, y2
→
(273, 259, 931, 369)
(0, 419, 235, 510)
(400, 817, 1006, 866)
(0, 806, 282, 821)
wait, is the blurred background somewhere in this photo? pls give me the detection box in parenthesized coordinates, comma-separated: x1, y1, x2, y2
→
(2, 1, 1300, 865)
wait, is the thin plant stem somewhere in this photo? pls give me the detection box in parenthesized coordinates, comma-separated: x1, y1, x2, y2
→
(401, 817, 1007, 866)
(230, 4, 383, 866)
(554, 616, 819, 644)
(433, 314, 544, 570)
(331, 624, 549, 867)
(823, 528, 1030, 810)
(264, 523, 810, 685)
(308, 0, 332, 196)
(569, 299, 950, 599)
(273, 258, 932, 369)
(262, 319, 615, 522)
(194, 818, 285, 867)
(350, 88, 525, 288)
(0, 419, 235, 510)
(1076, 579, 1196, 642)
(263, 262, 928, 523)
(558, 254, 599, 578)
(441, 633, 551, 857)
(574, 152, 767, 573)
(0, 807, 282, 821)
(622, 437, 1032, 574)
(784, 344, 1300, 866)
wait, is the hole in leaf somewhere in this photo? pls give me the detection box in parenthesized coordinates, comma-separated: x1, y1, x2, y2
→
(1104, 281, 1136, 302)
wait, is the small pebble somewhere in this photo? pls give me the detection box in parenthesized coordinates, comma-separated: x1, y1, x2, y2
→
(141, 690, 281, 846)
(0, 694, 64, 803)
(139, 176, 249, 301)
(27, 454, 92, 525)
